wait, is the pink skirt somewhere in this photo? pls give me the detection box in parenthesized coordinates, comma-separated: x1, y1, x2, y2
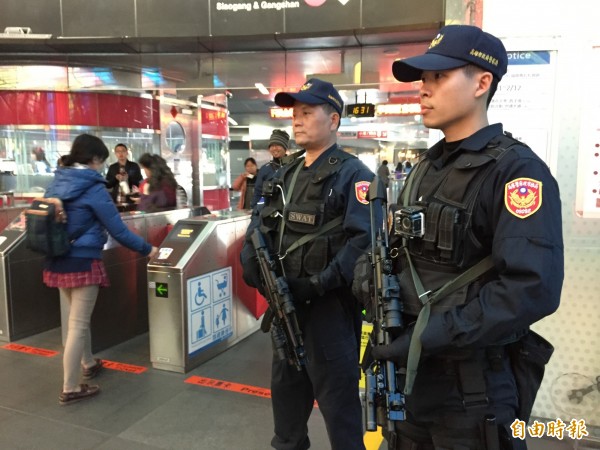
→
(43, 259, 111, 288)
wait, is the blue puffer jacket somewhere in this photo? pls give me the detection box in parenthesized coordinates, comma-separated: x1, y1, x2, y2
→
(44, 166, 152, 259)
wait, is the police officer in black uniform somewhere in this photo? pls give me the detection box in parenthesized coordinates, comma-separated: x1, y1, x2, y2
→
(241, 78, 376, 450)
(355, 26, 564, 449)
(251, 129, 290, 208)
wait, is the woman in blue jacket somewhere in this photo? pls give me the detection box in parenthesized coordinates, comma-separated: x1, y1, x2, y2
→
(43, 134, 158, 405)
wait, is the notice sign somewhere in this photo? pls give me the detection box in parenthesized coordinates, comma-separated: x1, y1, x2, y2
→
(488, 50, 556, 164)
(187, 267, 233, 355)
(575, 46, 600, 218)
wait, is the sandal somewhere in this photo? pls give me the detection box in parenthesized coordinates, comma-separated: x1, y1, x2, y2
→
(82, 358, 103, 380)
(59, 384, 100, 405)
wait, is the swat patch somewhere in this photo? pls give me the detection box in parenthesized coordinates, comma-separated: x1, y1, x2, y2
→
(288, 211, 316, 225)
(355, 181, 370, 205)
(505, 177, 542, 219)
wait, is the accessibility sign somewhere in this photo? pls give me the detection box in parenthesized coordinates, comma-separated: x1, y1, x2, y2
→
(187, 267, 233, 355)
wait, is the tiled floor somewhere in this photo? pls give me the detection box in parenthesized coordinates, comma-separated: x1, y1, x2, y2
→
(0, 328, 596, 449)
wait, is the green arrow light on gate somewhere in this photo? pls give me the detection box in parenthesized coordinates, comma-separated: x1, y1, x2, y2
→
(156, 283, 168, 298)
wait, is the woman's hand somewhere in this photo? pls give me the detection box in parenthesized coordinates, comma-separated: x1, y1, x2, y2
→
(149, 246, 159, 258)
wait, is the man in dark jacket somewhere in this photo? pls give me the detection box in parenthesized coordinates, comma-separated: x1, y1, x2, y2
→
(241, 79, 375, 450)
(105, 143, 143, 203)
(251, 129, 290, 208)
(355, 25, 564, 450)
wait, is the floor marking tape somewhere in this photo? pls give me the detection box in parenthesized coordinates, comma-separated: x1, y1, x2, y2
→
(1, 343, 58, 357)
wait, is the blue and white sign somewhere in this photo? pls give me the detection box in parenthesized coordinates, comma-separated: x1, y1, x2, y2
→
(187, 267, 233, 355)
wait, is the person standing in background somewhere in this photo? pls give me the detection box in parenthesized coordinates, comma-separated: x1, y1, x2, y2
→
(232, 157, 258, 210)
(251, 129, 290, 207)
(43, 134, 158, 405)
(377, 160, 390, 187)
(135, 153, 178, 213)
(105, 143, 143, 203)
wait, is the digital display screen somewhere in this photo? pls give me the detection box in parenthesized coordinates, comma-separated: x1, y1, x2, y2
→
(346, 103, 375, 118)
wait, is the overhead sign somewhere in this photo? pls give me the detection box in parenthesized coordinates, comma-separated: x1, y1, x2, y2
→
(375, 102, 420, 116)
(270, 107, 293, 119)
(357, 131, 388, 139)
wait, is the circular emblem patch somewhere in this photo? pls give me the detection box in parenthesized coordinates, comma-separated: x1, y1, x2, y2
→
(355, 181, 370, 205)
(504, 177, 542, 219)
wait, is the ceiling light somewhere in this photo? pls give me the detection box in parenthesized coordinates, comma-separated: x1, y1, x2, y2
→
(255, 83, 270, 95)
(228, 116, 238, 126)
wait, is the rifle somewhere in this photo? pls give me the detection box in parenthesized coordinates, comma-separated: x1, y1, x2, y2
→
(250, 228, 306, 371)
(362, 177, 405, 445)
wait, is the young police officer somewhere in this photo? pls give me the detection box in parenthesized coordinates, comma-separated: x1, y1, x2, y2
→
(241, 78, 375, 450)
(356, 25, 564, 449)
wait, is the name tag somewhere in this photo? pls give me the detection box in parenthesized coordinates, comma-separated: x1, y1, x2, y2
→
(288, 211, 316, 225)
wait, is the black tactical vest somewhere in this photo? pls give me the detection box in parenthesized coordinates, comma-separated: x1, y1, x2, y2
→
(396, 134, 520, 316)
(259, 147, 354, 278)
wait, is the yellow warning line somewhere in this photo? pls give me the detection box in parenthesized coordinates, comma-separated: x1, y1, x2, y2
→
(364, 426, 384, 450)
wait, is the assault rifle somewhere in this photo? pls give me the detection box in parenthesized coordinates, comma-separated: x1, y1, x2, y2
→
(250, 228, 306, 371)
(362, 177, 405, 446)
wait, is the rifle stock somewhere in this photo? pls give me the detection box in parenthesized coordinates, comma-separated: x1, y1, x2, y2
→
(362, 177, 406, 439)
(250, 229, 306, 371)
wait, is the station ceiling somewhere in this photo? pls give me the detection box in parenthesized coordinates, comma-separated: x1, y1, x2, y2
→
(0, 26, 438, 118)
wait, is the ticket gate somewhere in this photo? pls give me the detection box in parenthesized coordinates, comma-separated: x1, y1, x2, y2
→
(0, 208, 192, 349)
(147, 211, 264, 373)
(0, 212, 61, 342)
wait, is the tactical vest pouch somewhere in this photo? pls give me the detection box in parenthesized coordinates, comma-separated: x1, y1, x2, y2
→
(436, 151, 497, 205)
(507, 330, 554, 422)
(259, 206, 283, 233)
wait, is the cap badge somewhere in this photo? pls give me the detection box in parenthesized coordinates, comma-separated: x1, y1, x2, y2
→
(504, 177, 543, 219)
(429, 33, 444, 49)
(300, 82, 312, 91)
(355, 181, 370, 205)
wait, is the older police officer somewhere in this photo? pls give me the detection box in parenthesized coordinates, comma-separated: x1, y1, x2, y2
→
(241, 78, 375, 450)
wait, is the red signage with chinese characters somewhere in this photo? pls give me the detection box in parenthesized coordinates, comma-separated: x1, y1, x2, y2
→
(357, 131, 388, 139)
(201, 107, 228, 138)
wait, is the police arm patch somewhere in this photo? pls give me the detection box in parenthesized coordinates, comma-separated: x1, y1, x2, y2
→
(504, 177, 542, 219)
(355, 181, 370, 205)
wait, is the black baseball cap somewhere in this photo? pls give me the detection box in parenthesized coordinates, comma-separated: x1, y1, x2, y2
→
(392, 25, 508, 82)
(274, 78, 344, 115)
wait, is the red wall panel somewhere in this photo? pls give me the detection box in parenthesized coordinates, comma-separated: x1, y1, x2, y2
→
(0, 91, 159, 129)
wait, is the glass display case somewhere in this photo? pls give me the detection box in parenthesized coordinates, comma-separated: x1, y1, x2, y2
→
(0, 127, 160, 200)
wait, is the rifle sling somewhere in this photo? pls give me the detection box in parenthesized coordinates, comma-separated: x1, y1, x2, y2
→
(279, 216, 343, 260)
(403, 250, 495, 394)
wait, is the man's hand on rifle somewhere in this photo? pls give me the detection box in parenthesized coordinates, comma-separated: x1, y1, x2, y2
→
(351, 252, 372, 307)
(371, 327, 414, 367)
(241, 244, 265, 295)
(287, 276, 324, 304)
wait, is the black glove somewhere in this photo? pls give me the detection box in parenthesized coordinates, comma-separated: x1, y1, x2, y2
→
(352, 252, 372, 307)
(240, 245, 264, 295)
(371, 328, 413, 367)
(287, 276, 323, 304)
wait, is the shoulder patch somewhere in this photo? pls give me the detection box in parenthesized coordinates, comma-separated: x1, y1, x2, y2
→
(504, 177, 542, 219)
(355, 181, 370, 205)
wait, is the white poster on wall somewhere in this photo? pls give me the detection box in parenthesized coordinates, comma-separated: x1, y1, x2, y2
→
(575, 46, 600, 219)
(488, 51, 556, 164)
